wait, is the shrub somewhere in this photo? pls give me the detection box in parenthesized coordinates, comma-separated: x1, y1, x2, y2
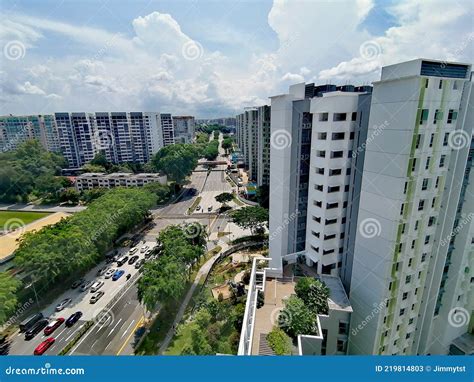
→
(267, 327, 292, 355)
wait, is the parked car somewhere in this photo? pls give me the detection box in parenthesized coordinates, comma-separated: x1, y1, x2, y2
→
(25, 319, 49, 340)
(97, 267, 108, 276)
(208, 206, 213, 212)
(65, 312, 82, 327)
(19, 313, 44, 333)
(128, 255, 139, 265)
(90, 281, 104, 293)
(33, 338, 55, 355)
(144, 250, 153, 259)
(55, 298, 72, 312)
(196, 205, 202, 211)
(140, 245, 149, 253)
(129, 247, 138, 255)
(112, 270, 125, 281)
(44, 318, 64, 335)
(117, 256, 129, 266)
(80, 281, 94, 292)
(135, 259, 145, 269)
(71, 278, 85, 289)
(104, 268, 116, 279)
(90, 291, 105, 304)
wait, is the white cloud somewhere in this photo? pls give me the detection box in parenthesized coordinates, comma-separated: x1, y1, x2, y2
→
(17, 81, 46, 95)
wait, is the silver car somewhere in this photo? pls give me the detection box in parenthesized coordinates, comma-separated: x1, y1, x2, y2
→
(104, 268, 116, 279)
(80, 281, 94, 292)
(55, 298, 72, 312)
(90, 281, 104, 293)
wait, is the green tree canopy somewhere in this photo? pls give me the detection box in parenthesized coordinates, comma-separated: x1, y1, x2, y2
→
(151, 144, 198, 184)
(279, 295, 318, 338)
(294, 277, 330, 315)
(230, 206, 269, 234)
(215, 192, 233, 207)
(0, 272, 21, 325)
(267, 327, 292, 355)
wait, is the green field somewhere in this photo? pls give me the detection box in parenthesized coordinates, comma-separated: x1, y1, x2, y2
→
(0, 210, 51, 228)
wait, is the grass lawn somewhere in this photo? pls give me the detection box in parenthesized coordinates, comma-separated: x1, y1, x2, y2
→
(0, 210, 51, 228)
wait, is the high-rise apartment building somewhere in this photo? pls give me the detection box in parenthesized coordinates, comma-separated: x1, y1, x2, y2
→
(0, 115, 60, 152)
(257, 105, 271, 187)
(160, 113, 175, 146)
(348, 59, 473, 355)
(173, 116, 195, 143)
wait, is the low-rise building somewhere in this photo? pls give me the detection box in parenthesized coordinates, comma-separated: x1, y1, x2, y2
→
(75, 172, 167, 191)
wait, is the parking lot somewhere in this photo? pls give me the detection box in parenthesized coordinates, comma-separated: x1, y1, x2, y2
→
(8, 240, 157, 355)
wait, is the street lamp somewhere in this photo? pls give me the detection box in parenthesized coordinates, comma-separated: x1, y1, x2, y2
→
(25, 280, 40, 308)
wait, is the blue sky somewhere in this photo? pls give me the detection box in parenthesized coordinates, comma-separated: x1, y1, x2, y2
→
(1, 0, 472, 117)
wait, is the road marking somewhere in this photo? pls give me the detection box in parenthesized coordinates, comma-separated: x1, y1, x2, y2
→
(116, 316, 144, 355)
(64, 325, 82, 342)
(121, 319, 135, 338)
(108, 318, 123, 337)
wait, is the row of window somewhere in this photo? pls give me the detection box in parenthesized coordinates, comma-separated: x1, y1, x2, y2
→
(419, 108, 458, 125)
(315, 167, 352, 176)
(317, 131, 355, 140)
(318, 112, 358, 122)
(415, 131, 455, 150)
(410, 154, 447, 174)
(425, 78, 460, 91)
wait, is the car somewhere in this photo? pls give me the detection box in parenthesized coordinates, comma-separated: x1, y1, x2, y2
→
(25, 319, 49, 340)
(65, 311, 82, 327)
(33, 338, 55, 355)
(71, 278, 85, 289)
(97, 266, 108, 276)
(208, 206, 213, 212)
(140, 245, 149, 253)
(117, 256, 129, 266)
(112, 270, 125, 281)
(129, 247, 138, 255)
(104, 268, 116, 279)
(128, 255, 139, 265)
(55, 298, 72, 312)
(80, 281, 94, 292)
(19, 312, 44, 333)
(90, 291, 105, 304)
(196, 205, 202, 211)
(44, 318, 64, 335)
(135, 259, 145, 269)
(144, 250, 153, 259)
(90, 281, 104, 293)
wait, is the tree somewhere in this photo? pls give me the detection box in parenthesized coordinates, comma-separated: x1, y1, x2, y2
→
(59, 188, 80, 204)
(257, 184, 269, 209)
(230, 206, 269, 234)
(267, 327, 292, 355)
(143, 182, 171, 204)
(215, 192, 233, 209)
(221, 137, 233, 154)
(0, 273, 21, 325)
(294, 277, 330, 315)
(279, 295, 317, 338)
(81, 164, 106, 173)
(90, 153, 109, 169)
(151, 144, 198, 185)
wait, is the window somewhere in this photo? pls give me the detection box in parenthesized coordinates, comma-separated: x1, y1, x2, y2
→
(432, 197, 436, 208)
(425, 157, 431, 170)
(425, 78, 429, 88)
(414, 220, 419, 231)
(316, 150, 326, 158)
(400, 308, 405, 316)
(403, 292, 408, 300)
(439, 155, 446, 168)
(344, 184, 350, 192)
(434, 109, 443, 123)
(411, 158, 417, 173)
(324, 233, 336, 240)
(411, 240, 416, 249)
(447, 109, 458, 124)
(429, 133, 435, 148)
(419, 109, 429, 124)
(351, 112, 357, 121)
(328, 185, 340, 193)
(339, 322, 349, 335)
(333, 113, 347, 122)
(406, 333, 411, 339)
(453, 81, 458, 90)
(337, 339, 347, 353)
(425, 235, 431, 245)
(406, 275, 411, 284)
(418, 200, 425, 211)
(332, 132, 345, 140)
(319, 113, 328, 122)
(422, 178, 429, 190)
(318, 132, 327, 140)
(315, 184, 323, 191)
(428, 216, 436, 226)
(349, 131, 355, 140)
(403, 182, 408, 194)
(421, 253, 427, 263)
(314, 200, 322, 208)
(409, 318, 414, 325)
(312, 231, 320, 238)
(435, 176, 440, 188)
(315, 167, 325, 175)
(408, 258, 413, 267)
(329, 168, 342, 176)
(327, 202, 338, 209)
(313, 216, 321, 223)
(400, 203, 405, 216)
(415, 134, 422, 149)
(331, 151, 344, 158)
(443, 132, 449, 146)
(325, 218, 337, 225)
(439, 79, 443, 89)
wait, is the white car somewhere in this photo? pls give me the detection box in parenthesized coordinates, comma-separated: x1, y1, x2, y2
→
(104, 268, 116, 279)
(140, 245, 149, 253)
(80, 281, 94, 292)
(129, 247, 138, 255)
(90, 281, 104, 293)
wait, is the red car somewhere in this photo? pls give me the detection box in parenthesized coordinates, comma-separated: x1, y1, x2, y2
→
(43, 318, 65, 335)
(33, 338, 55, 355)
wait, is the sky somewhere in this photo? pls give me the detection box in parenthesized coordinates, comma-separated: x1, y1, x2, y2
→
(0, 0, 473, 118)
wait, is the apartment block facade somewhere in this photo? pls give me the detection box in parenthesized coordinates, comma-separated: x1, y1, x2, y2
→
(257, 105, 271, 187)
(348, 59, 473, 355)
(172, 116, 195, 144)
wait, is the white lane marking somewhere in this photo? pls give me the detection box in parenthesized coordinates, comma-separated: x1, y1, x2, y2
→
(121, 319, 135, 338)
(108, 318, 123, 337)
(55, 327, 68, 339)
(65, 324, 83, 342)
